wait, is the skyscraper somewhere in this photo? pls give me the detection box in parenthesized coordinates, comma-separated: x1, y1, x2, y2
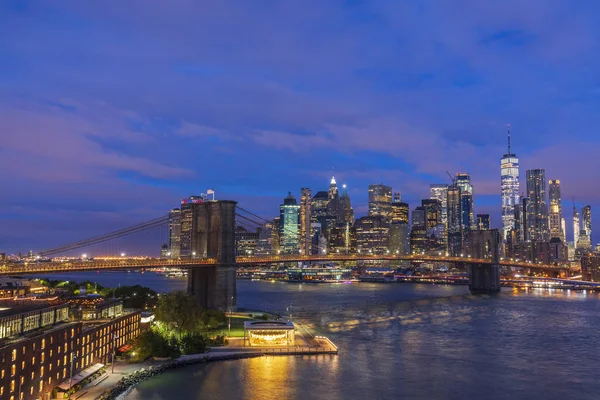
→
(573, 204, 580, 246)
(179, 195, 204, 258)
(340, 184, 354, 226)
(300, 188, 312, 256)
(279, 193, 300, 254)
(409, 206, 428, 253)
(391, 192, 409, 224)
(455, 173, 475, 231)
(368, 184, 393, 221)
(447, 185, 462, 256)
(526, 169, 549, 241)
(548, 180, 564, 241)
(327, 177, 341, 222)
(583, 205, 592, 245)
(430, 184, 448, 226)
(501, 125, 520, 240)
(168, 208, 181, 258)
(476, 214, 490, 230)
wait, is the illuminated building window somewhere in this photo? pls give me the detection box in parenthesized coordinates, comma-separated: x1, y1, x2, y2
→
(62, 368, 66, 378)
(38, 381, 42, 392)
(41, 339, 45, 349)
(31, 372, 34, 380)
(21, 361, 24, 369)
(19, 377, 23, 385)
(50, 350, 53, 357)
(10, 380, 14, 392)
(40, 366, 44, 377)
(10, 365, 15, 376)
(1, 369, 4, 378)
(41, 353, 45, 363)
(32, 357, 35, 365)
(0, 387, 3, 395)
(30, 387, 33, 395)
(11, 349, 16, 361)
(21, 346, 25, 355)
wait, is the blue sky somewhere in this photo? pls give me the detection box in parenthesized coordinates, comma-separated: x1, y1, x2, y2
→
(2, 0, 600, 252)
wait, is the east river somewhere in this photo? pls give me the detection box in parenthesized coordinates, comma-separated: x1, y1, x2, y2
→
(40, 271, 600, 400)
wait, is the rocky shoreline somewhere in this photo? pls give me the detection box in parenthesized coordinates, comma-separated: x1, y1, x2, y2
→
(97, 353, 264, 400)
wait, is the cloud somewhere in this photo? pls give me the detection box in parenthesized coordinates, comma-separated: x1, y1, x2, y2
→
(2, 0, 600, 252)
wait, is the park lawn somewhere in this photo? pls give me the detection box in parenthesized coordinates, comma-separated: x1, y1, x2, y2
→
(208, 315, 252, 338)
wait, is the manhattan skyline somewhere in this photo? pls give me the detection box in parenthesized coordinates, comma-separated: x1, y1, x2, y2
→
(2, 1, 600, 251)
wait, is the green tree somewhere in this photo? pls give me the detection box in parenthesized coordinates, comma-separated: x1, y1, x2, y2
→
(155, 291, 204, 337)
(101, 285, 158, 309)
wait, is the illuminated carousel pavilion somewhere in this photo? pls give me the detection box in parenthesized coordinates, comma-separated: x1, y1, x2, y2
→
(243, 320, 295, 346)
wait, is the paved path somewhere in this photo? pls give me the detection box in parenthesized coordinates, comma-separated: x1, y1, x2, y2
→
(76, 360, 162, 400)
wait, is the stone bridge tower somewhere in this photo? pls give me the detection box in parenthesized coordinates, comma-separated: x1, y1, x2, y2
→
(464, 229, 501, 294)
(187, 200, 237, 311)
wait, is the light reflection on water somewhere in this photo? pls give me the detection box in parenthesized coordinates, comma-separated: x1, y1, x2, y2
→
(44, 274, 600, 400)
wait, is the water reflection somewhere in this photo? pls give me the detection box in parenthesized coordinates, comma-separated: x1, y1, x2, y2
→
(118, 280, 600, 400)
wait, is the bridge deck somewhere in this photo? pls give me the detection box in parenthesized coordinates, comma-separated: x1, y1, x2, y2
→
(0, 255, 570, 275)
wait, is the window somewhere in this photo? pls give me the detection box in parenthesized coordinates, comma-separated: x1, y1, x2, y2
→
(21, 361, 24, 369)
(0, 386, 3, 395)
(10, 380, 14, 392)
(1, 369, 4, 378)
(38, 381, 43, 392)
(19, 377, 23, 385)
(40, 366, 44, 377)
(30, 387, 33, 395)
(41, 353, 45, 363)
(31, 372, 34, 380)
(11, 349, 16, 361)
(21, 346, 25, 355)
(10, 365, 15, 377)
(41, 339, 45, 350)
(32, 357, 35, 365)
(50, 350, 53, 357)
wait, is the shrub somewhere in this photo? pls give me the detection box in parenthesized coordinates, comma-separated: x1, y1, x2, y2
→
(179, 333, 208, 355)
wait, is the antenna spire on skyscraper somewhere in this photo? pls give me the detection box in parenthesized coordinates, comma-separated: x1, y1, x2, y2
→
(507, 123, 511, 154)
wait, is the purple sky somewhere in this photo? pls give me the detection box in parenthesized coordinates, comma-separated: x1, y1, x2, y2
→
(2, 0, 600, 253)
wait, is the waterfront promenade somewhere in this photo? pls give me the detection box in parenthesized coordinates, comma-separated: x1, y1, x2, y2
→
(78, 334, 338, 399)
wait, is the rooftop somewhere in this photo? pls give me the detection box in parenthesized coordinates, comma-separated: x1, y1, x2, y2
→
(0, 298, 64, 318)
(244, 320, 294, 330)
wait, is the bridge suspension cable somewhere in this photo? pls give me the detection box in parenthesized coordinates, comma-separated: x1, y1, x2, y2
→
(38, 215, 169, 256)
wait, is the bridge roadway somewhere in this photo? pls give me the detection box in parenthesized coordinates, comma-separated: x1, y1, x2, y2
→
(0, 254, 571, 275)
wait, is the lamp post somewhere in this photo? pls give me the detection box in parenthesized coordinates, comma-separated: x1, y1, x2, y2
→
(228, 296, 233, 337)
(68, 351, 76, 399)
(111, 333, 119, 373)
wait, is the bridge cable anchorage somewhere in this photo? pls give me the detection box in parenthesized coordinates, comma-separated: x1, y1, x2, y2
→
(38, 215, 169, 256)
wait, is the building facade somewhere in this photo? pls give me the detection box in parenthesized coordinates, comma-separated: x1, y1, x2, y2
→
(279, 193, 300, 255)
(168, 208, 181, 258)
(447, 185, 462, 256)
(582, 205, 592, 246)
(526, 169, 549, 242)
(300, 188, 312, 256)
(368, 184, 393, 222)
(455, 173, 475, 231)
(501, 125, 520, 240)
(548, 180, 564, 241)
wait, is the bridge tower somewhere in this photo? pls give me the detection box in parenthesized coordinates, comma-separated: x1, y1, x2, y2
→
(187, 200, 237, 311)
(464, 229, 501, 294)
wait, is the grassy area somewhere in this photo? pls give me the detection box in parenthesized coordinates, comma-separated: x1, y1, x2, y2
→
(208, 315, 251, 338)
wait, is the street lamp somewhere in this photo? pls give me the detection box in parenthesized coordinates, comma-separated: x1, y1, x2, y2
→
(228, 296, 234, 337)
(68, 351, 76, 399)
(112, 333, 119, 373)
(120, 252, 126, 257)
